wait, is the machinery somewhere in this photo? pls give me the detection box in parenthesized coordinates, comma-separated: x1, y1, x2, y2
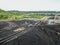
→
(47, 15, 60, 25)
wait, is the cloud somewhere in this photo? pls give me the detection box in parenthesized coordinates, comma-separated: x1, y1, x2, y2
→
(0, 0, 60, 11)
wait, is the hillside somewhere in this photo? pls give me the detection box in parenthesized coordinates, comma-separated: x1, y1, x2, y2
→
(0, 9, 47, 20)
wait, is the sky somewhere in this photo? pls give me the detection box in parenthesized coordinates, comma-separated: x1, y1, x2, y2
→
(0, 0, 60, 11)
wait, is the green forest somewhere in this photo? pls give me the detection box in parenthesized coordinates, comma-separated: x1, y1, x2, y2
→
(0, 9, 47, 20)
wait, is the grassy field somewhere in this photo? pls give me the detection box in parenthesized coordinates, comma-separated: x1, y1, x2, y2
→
(0, 9, 47, 20)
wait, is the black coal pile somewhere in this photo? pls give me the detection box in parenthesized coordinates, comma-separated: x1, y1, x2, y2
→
(10, 20, 39, 27)
(19, 26, 60, 45)
(0, 20, 60, 45)
(0, 22, 9, 29)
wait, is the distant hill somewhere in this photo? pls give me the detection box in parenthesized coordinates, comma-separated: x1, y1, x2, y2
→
(0, 9, 60, 20)
(8, 10, 60, 14)
(0, 9, 46, 20)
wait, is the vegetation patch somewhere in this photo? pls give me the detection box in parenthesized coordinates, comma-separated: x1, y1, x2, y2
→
(0, 9, 47, 20)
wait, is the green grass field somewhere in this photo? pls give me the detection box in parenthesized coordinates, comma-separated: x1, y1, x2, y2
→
(0, 9, 47, 20)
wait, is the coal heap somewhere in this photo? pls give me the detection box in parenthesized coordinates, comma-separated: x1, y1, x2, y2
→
(0, 20, 60, 45)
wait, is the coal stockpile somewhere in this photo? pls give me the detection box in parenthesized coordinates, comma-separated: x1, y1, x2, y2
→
(19, 26, 54, 45)
(0, 22, 9, 29)
(19, 25, 60, 45)
(10, 20, 39, 27)
(0, 20, 60, 45)
(38, 25, 60, 45)
(0, 20, 40, 45)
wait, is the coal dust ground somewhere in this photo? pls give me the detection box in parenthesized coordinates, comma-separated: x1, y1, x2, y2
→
(0, 20, 60, 45)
